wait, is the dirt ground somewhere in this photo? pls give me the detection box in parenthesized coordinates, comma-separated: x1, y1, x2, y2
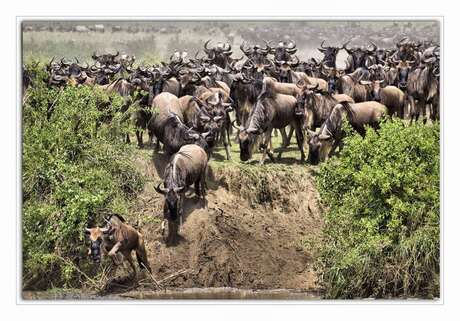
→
(125, 145, 324, 292)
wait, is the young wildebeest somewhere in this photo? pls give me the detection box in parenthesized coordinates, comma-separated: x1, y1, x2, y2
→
(359, 80, 406, 118)
(307, 101, 387, 164)
(155, 140, 209, 244)
(85, 214, 151, 277)
(238, 80, 306, 164)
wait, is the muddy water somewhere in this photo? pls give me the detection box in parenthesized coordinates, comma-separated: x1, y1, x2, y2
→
(23, 288, 322, 300)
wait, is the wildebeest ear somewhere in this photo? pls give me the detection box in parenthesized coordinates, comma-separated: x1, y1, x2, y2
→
(319, 133, 331, 140)
(307, 129, 316, 137)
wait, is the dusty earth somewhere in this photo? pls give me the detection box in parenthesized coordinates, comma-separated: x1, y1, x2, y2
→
(123, 147, 324, 293)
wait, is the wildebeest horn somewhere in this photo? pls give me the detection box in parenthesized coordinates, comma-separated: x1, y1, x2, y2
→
(240, 41, 252, 56)
(204, 39, 212, 52)
(342, 40, 351, 51)
(318, 133, 331, 140)
(231, 119, 239, 130)
(368, 41, 377, 52)
(85, 228, 92, 234)
(114, 51, 119, 57)
(306, 129, 315, 137)
(223, 42, 231, 52)
(320, 40, 327, 49)
(61, 57, 72, 66)
(154, 183, 168, 195)
(287, 39, 296, 50)
(396, 37, 408, 47)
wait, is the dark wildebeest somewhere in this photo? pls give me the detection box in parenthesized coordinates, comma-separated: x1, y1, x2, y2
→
(202, 40, 234, 69)
(343, 42, 377, 73)
(317, 40, 345, 68)
(85, 214, 151, 276)
(238, 79, 306, 164)
(147, 92, 204, 153)
(92, 51, 120, 66)
(267, 40, 297, 62)
(405, 48, 440, 122)
(359, 80, 406, 118)
(155, 142, 209, 244)
(307, 101, 387, 164)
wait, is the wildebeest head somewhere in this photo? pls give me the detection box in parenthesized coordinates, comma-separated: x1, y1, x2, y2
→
(359, 79, 385, 101)
(274, 55, 299, 83)
(237, 99, 268, 161)
(269, 40, 297, 62)
(317, 40, 344, 68)
(92, 51, 120, 66)
(155, 183, 186, 221)
(177, 66, 202, 89)
(84, 226, 110, 263)
(394, 59, 415, 89)
(306, 128, 333, 165)
(203, 40, 233, 68)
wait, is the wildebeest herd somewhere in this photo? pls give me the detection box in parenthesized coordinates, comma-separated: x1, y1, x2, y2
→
(23, 37, 440, 275)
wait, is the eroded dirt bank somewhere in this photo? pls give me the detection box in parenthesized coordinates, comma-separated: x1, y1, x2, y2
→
(127, 149, 324, 292)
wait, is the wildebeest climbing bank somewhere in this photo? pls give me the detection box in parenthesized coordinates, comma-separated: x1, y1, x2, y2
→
(21, 20, 440, 300)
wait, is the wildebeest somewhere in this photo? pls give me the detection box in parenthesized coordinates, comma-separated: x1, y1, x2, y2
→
(147, 92, 205, 153)
(307, 101, 388, 164)
(296, 81, 354, 131)
(155, 143, 209, 244)
(359, 80, 406, 118)
(317, 40, 344, 68)
(238, 79, 306, 164)
(85, 214, 151, 276)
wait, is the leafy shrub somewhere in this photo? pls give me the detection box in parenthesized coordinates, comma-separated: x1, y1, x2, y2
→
(22, 63, 144, 290)
(316, 120, 440, 298)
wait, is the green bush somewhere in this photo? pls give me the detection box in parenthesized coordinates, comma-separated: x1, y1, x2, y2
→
(316, 120, 440, 298)
(22, 63, 144, 290)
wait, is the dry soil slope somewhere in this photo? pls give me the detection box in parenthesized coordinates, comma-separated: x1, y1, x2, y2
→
(130, 150, 323, 291)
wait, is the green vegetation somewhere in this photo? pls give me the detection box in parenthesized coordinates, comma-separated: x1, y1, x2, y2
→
(316, 120, 440, 298)
(22, 63, 144, 290)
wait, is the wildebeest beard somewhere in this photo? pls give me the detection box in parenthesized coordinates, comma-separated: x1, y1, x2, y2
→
(247, 100, 269, 133)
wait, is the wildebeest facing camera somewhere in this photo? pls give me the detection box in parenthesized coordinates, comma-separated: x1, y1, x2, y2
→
(21, 18, 440, 301)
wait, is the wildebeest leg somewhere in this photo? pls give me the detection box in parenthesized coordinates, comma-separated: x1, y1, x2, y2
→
(222, 127, 232, 160)
(126, 133, 131, 144)
(408, 95, 416, 124)
(279, 128, 289, 148)
(260, 129, 274, 164)
(136, 130, 143, 148)
(294, 122, 306, 162)
(286, 126, 295, 147)
(122, 250, 136, 278)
